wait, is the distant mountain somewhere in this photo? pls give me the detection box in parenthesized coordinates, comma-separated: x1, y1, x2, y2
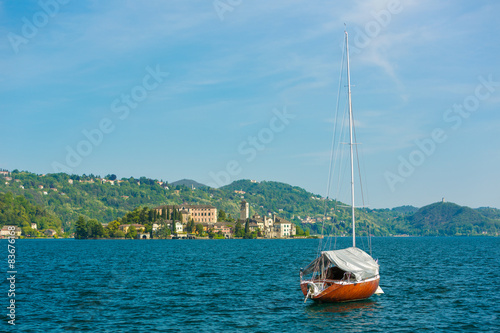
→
(170, 179, 208, 189)
(475, 207, 500, 220)
(408, 202, 500, 236)
(391, 205, 419, 214)
(219, 179, 329, 217)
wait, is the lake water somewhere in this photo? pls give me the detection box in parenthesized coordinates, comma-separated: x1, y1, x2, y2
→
(2, 237, 499, 332)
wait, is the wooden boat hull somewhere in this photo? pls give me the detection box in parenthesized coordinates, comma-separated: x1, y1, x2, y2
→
(301, 275, 380, 303)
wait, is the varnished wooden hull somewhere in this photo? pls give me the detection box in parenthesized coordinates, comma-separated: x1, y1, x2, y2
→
(301, 275, 380, 303)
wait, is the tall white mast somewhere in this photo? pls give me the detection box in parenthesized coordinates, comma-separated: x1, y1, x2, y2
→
(345, 31, 356, 248)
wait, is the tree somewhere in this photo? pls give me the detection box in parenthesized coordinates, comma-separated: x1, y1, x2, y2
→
(218, 210, 227, 221)
(187, 218, 195, 233)
(244, 219, 249, 234)
(196, 224, 204, 235)
(158, 224, 171, 238)
(234, 221, 245, 237)
(107, 220, 121, 237)
(296, 225, 304, 236)
(75, 216, 87, 239)
(126, 225, 137, 239)
(106, 174, 117, 181)
(139, 206, 148, 224)
(87, 219, 104, 238)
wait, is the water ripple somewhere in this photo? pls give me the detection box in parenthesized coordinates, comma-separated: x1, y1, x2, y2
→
(2, 237, 499, 332)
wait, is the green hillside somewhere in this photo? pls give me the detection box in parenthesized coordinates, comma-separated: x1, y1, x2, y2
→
(0, 191, 62, 236)
(0, 171, 498, 237)
(170, 179, 208, 188)
(408, 202, 499, 236)
(219, 179, 393, 236)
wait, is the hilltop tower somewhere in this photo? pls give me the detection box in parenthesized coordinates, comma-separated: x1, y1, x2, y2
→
(240, 200, 249, 221)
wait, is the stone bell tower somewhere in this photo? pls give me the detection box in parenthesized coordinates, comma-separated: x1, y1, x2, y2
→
(240, 200, 249, 221)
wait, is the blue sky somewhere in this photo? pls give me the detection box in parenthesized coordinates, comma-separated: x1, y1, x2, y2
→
(0, 0, 499, 209)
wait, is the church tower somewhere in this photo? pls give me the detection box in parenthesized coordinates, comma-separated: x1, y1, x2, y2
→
(240, 200, 249, 221)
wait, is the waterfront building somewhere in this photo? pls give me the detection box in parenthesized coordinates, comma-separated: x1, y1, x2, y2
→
(0, 225, 22, 237)
(154, 204, 217, 224)
(246, 213, 296, 238)
(119, 224, 145, 233)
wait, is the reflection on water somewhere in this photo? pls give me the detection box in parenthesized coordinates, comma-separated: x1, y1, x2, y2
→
(305, 298, 379, 315)
(303, 298, 383, 331)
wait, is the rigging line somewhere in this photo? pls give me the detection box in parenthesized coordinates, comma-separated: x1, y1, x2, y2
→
(352, 111, 373, 252)
(359, 140, 373, 252)
(334, 100, 349, 203)
(321, 36, 347, 254)
(351, 112, 365, 208)
(352, 108, 371, 252)
(332, 60, 349, 202)
(359, 139, 370, 207)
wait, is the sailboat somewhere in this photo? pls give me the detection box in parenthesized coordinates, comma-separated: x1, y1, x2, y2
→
(300, 30, 382, 303)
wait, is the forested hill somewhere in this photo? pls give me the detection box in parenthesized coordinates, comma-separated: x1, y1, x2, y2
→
(408, 202, 500, 236)
(0, 171, 498, 236)
(0, 171, 215, 231)
(220, 179, 335, 216)
(170, 179, 208, 188)
(0, 192, 62, 235)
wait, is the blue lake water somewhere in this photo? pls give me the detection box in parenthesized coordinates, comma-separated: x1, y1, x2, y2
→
(2, 237, 499, 332)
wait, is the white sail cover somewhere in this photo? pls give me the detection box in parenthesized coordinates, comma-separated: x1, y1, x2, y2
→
(302, 247, 379, 281)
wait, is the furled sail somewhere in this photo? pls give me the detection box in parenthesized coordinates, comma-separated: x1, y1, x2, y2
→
(302, 247, 379, 281)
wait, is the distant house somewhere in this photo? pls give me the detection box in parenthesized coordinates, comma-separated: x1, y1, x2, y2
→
(31, 223, 37, 230)
(68, 179, 74, 184)
(212, 222, 232, 238)
(248, 222, 259, 232)
(274, 217, 296, 238)
(0, 171, 9, 176)
(44, 229, 57, 237)
(0, 226, 22, 237)
(173, 221, 184, 233)
(38, 185, 44, 189)
(119, 224, 145, 233)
